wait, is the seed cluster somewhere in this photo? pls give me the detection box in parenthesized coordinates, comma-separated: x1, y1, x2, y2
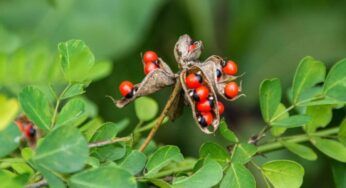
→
(115, 34, 244, 134)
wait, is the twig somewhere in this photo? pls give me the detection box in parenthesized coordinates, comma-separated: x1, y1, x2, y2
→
(50, 84, 71, 128)
(248, 125, 270, 144)
(88, 136, 132, 148)
(25, 180, 48, 188)
(139, 80, 182, 152)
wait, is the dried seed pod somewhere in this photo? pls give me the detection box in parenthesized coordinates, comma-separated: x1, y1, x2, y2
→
(174, 34, 203, 66)
(180, 66, 220, 134)
(198, 55, 245, 101)
(115, 59, 175, 108)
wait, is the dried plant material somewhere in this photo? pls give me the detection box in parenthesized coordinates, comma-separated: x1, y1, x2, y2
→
(174, 34, 203, 65)
(180, 66, 220, 134)
(115, 34, 244, 134)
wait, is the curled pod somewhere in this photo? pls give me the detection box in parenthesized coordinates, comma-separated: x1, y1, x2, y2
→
(114, 58, 175, 108)
(198, 55, 245, 101)
(174, 34, 203, 66)
(180, 66, 220, 134)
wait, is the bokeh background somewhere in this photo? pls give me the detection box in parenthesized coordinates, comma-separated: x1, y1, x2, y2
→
(1, 0, 346, 187)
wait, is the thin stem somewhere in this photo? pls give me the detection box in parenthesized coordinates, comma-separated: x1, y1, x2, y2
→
(50, 84, 71, 128)
(257, 127, 339, 153)
(139, 80, 182, 152)
(25, 180, 48, 188)
(140, 163, 194, 180)
(269, 105, 294, 123)
(88, 136, 132, 148)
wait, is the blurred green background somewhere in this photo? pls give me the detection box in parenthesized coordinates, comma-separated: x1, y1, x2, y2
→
(1, 0, 346, 187)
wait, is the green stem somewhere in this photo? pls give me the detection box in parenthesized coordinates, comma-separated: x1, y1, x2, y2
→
(50, 84, 71, 128)
(257, 127, 339, 153)
(139, 163, 195, 180)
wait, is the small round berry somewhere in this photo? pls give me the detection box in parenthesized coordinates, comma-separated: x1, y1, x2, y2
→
(143, 51, 158, 64)
(197, 112, 214, 127)
(197, 96, 214, 112)
(189, 85, 209, 101)
(119, 81, 134, 98)
(24, 125, 36, 138)
(217, 101, 225, 115)
(185, 73, 203, 89)
(224, 82, 239, 98)
(222, 60, 238, 75)
(216, 69, 222, 80)
(144, 62, 159, 75)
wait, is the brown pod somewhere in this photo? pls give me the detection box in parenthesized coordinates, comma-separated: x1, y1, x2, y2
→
(200, 55, 245, 101)
(115, 59, 175, 108)
(174, 34, 203, 66)
(180, 66, 220, 134)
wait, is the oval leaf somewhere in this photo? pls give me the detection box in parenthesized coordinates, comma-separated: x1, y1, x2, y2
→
(33, 126, 89, 173)
(172, 159, 223, 188)
(271, 103, 289, 137)
(312, 138, 346, 162)
(0, 123, 21, 158)
(145, 145, 183, 177)
(323, 59, 346, 102)
(199, 142, 230, 166)
(0, 95, 19, 131)
(19, 86, 53, 131)
(56, 98, 86, 127)
(220, 163, 256, 188)
(232, 143, 257, 164)
(338, 119, 346, 146)
(271, 115, 311, 128)
(69, 166, 136, 188)
(292, 56, 325, 104)
(283, 142, 317, 161)
(262, 160, 304, 188)
(119, 150, 147, 175)
(304, 105, 332, 133)
(218, 120, 238, 143)
(259, 78, 282, 122)
(135, 97, 158, 121)
(58, 40, 95, 82)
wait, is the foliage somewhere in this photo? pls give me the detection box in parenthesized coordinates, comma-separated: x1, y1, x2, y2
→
(0, 39, 345, 188)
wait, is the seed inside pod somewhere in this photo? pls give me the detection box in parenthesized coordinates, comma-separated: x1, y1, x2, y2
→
(197, 112, 214, 127)
(185, 72, 203, 89)
(224, 82, 239, 99)
(189, 85, 209, 101)
(216, 69, 222, 80)
(197, 95, 215, 112)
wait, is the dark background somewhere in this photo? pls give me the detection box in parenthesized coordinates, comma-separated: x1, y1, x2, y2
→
(1, 0, 346, 187)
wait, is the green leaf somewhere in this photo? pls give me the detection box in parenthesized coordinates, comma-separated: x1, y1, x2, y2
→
(61, 84, 87, 99)
(270, 103, 289, 137)
(33, 126, 89, 173)
(135, 97, 158, 121)
(33, 162, 65, 188)
(304, 105, 332, 133)
(0, 122, 20, 158)
(259, 78, 281, 122)
(338, 119, 346, 146)
(69, 166, 136, 188)
(311, 138, 346, 162)
(262, 160, 304, 188)
(86, 61, 113, 81)
(283, 142, 317, 161)
(56, 98, 86, 127)
(149, 179, 172, 188)
(199, 142, 230, 166)
(19, 86, 53, 131)
(172, 159, 223, 188)
(220, 163, 256, 188)
(145, 145, 184, 177)
(0, 170, 24, 188)
(80, 118, 103, 141)
(232, 143, 257, 164)
(291, 56, 326, 104)
(323, 59, 346, 102)
(331, 160, 346, 188)
(0, 95, 19, 131)
(58, 40, 95, 82)
(90, 122, 127, 161)
(271, 115, 311, 128)
(218, 120, 238, 143)
(119, 150, 147, 175)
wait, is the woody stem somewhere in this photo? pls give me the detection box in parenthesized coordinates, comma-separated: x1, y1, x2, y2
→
(139, 80, 182, 152)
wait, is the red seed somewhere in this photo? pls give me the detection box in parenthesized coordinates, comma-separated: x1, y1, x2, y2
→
(217, 101, 225, 115)
(224, 82, 239, 98)
(143, 51, 158, 64)
(185, 73, 202, 89)
(119, 81, 134, 97)
(144, 62, 159, 75)
(222, 60, 238, 75)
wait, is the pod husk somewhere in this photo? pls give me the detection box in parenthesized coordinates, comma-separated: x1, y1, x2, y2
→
(199, 55, 245, 101)
(180, 66, 220, 134)
(116, 58, 175, 108)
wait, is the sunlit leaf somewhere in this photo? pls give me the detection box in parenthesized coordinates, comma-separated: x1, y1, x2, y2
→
(0, 95, 19, 131)
(135, 97, 158, 121)
(283, 142, 317, 161)
(271, 103, 289, 137)
(56, 98, 86, 127)
(218, 120, 238, 143)
(0, 123, 20, 158)
(232, 143, 257, 164)
(262, 160, 304, 188)
(271, 115, 310, 128)
(304, 105, 332, 133)
(338, 119, 346, 146)
(323, 59, 346, 102)
(199, 142, 230, 166)
(259, 78, 281, 122)
(312, 137, 346, 162)
(220, 163, 256, 188)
